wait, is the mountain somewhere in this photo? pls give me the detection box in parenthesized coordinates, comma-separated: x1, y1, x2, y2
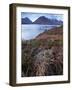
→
(21, 16, 63, 25)
(36, 26, 63, 40)
(33, 16, 63, 25)
(21, 17, 32, 24)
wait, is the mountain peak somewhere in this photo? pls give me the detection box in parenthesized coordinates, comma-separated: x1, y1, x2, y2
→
(39, 16, 48, 19)
(21, 17, 32, 24)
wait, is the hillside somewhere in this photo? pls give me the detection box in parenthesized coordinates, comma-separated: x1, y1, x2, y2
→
(36, 26, 63, 40)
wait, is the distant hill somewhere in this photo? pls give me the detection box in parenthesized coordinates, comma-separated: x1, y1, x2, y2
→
(21, 16, 63, 25)
(33, 16, 63, 25)
(21, 17, 32, 24)
(36, 26, 63, 41)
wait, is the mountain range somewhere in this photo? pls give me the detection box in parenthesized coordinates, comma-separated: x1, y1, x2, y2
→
(21, 16, 63, 25)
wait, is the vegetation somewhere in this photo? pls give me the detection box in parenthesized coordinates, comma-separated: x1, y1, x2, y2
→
(21, 39, 63, 77)
(21, 25, 63, 77)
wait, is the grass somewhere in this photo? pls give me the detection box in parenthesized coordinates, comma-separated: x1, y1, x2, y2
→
(21, 39, 63, 77)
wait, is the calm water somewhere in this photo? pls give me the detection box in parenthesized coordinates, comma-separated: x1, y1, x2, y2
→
(21, 24, 60, 40)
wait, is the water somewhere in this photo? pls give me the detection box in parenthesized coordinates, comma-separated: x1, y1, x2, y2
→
(21, 24, 60, 40)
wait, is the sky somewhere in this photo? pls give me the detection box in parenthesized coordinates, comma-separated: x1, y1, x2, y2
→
(21, 12, 63, 22)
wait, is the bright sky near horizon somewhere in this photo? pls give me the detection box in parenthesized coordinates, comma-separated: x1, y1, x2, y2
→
(21, 12, 63, 22)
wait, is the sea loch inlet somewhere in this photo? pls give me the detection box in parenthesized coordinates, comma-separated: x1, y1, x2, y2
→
(22, 24, 61, 40)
